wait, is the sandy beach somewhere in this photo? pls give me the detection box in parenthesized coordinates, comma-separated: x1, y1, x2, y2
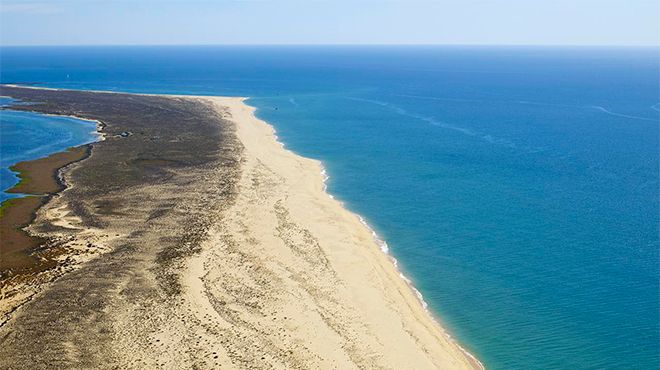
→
(0, 86, 480, 369)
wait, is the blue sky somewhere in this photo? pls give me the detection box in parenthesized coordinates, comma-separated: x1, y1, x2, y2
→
(1, 0, 658, 46)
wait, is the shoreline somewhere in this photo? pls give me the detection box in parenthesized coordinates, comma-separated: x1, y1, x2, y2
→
(259, 101, 483, 368)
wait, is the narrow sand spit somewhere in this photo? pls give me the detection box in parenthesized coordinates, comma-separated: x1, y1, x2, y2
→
(178, 96, 481, 369)
(0, 86, 480, 369)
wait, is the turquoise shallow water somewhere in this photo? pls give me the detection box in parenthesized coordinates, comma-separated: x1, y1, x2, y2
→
(1, 46, 658, 369)
(0, 97, 99, 202)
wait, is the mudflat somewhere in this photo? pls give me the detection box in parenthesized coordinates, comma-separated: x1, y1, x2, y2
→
(7, 146, 92, 195)
(1, 146, 90, 273)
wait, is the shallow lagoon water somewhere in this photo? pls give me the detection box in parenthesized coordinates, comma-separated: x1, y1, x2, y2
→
(0, 97, 99, 202)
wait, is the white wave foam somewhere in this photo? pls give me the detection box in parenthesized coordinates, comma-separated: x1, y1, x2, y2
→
(320, 167, 330, 194)
(356, 214, 390, 254)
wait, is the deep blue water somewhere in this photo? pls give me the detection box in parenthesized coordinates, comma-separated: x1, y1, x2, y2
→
(0, 97, 99, 202)
(1, 46, 658, 369)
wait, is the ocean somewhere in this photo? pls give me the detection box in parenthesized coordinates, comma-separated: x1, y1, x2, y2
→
(1, 46, 658, 369)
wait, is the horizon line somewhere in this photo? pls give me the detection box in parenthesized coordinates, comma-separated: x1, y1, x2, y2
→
(1, 43, 659, 48)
